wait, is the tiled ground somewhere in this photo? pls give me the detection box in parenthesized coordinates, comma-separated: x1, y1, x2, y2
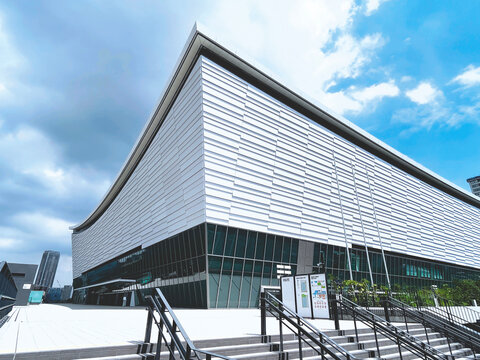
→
(0, 304, 366, 354)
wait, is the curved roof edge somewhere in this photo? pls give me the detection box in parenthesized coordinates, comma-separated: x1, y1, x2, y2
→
(71, 23, 480, 232)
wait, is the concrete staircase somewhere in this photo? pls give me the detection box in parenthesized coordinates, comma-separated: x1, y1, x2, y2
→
(2, 322, 477, 360)
(5, 323, 474, 360)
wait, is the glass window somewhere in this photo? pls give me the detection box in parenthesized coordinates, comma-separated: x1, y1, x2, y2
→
(282, 238, 291, 263)
(208, 256, 222, 273)
(246, 231, 257, 259)
(224, 227, 237, 257)
(255, 233, 266, 260)
(250, 276, 262, 307)
(290, 240, 299, 264)
(244, 260, 253, 275)
(274, 236, 283, 262)
(265, 235, 275, 261)
(208, 273, 220, 308)
(239, 275, 251, 307)
(233, 259, 244, 274)
(235, 229, 247, 258)
(217, 273, 231, 308)
(229, 275, 242, 308)
(213, 226, 226, 255)
(222, 258, 233, 274)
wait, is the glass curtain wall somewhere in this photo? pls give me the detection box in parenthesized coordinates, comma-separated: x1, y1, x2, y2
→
(313, 243, 480, 289)
(73, 223, 207, 308)
(207, 224, 299, 308)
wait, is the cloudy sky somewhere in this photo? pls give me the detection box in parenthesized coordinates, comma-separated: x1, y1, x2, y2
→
(1, 1, 479, 286)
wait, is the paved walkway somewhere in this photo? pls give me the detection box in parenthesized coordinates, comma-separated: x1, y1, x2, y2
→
(0, 304, 365, 355)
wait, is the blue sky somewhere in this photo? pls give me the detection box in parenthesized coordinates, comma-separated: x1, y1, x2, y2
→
(0, 1, 479, 285)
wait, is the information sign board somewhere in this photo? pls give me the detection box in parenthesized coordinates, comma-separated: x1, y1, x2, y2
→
(294, 275, 312, 318)
(280, 276, 296, 312)
(309, 273, 330, 319)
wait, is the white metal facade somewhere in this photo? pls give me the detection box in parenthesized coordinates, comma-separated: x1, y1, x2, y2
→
(72, 55, 480, 279)
(72, 61, 206, 278)
(200, 57, 480, 270)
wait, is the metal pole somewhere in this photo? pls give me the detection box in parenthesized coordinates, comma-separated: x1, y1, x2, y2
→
(297, 316, 303, 360)
(260, 291, 266, 342)
(350, 162, 374, 287)
(365, 169, 391, 289)
(382, 297, 390, 323)
(144, 309, 153, 343)
(332, 153, 354, 280)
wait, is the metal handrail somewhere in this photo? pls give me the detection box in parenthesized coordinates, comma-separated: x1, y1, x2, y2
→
(336, 295, 449, 359)
(261, 290, 365, 360)
(387, 296, 480, 355)
(144, 288, 233, 360)
(0, 303, 15, 312)
(433, 294, 480, 325)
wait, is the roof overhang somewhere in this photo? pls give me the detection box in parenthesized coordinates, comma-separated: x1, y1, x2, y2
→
(71, 23, 480, 232)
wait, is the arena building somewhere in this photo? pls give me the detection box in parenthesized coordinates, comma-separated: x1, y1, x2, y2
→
(71, 24, 480, 308)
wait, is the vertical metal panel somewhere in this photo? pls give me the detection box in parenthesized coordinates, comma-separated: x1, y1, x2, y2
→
(201, 56, 480, 270)
(72, 59, 206, 278)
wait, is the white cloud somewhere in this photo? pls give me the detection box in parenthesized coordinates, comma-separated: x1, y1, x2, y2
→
(12, 212, 72, 241)
(451, 65, 480, 88)
(0, 238, 21, 249)
(0, 125, 110, 199)
(351, 80, 400, 102)
(401, 76, 413, 83)
(201, 0, 388, 115)
(0, 14, 25, 102)
(319, 80, 399, 115)
(365, 0, 390, 15)
(405, 82, 442, 105)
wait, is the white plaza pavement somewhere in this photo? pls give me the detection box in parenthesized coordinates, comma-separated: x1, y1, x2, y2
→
(0, 304, 368, 355)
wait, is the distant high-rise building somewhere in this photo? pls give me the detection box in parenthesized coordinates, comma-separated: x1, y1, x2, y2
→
(467, 176, 480, 197)
(34, 251, 60, 290)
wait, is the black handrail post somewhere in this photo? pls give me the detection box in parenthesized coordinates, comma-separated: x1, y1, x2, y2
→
(332, 297, 340, 331)
(353, 310, 359, 343)
(145, 308, 153, 344)
(382, 296, 390, 323)
(423, 318, 430, 345)
(260, 291, 267, 343)
(373, 320, 380, 357)
(395, 327, 403, 360)
(155, 318, 164, 360)
(446, 335, 453, 358)
(403, 307, 409, 332)
(169, 322, 177, 360)
(319, 333, 325, 360)
(297, 316, 303, 360)
(279, 303, 284, 353)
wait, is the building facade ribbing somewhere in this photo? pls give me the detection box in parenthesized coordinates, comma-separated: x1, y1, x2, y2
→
(71, 27, 480, 308)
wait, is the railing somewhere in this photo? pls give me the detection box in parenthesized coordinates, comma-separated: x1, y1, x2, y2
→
(333, 295, 450, 360)
(260, 290, 367, 360)
(432, 294, 480, 329)
(386, 296, 480, 357)
(144, 288, 233, 360)
(0, 294, 15, 321)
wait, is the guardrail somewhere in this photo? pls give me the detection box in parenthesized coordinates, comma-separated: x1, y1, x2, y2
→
(144, 288, 233, 360)
(334, 295, 450, 359)
(386, 296, 480, 357)
(260, 290, 370, 360)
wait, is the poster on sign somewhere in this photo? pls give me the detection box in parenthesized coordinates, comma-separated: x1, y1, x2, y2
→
(310, 273, 330, 319)
(294, 275, 312, 318)
(281, 276, 296, 312)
